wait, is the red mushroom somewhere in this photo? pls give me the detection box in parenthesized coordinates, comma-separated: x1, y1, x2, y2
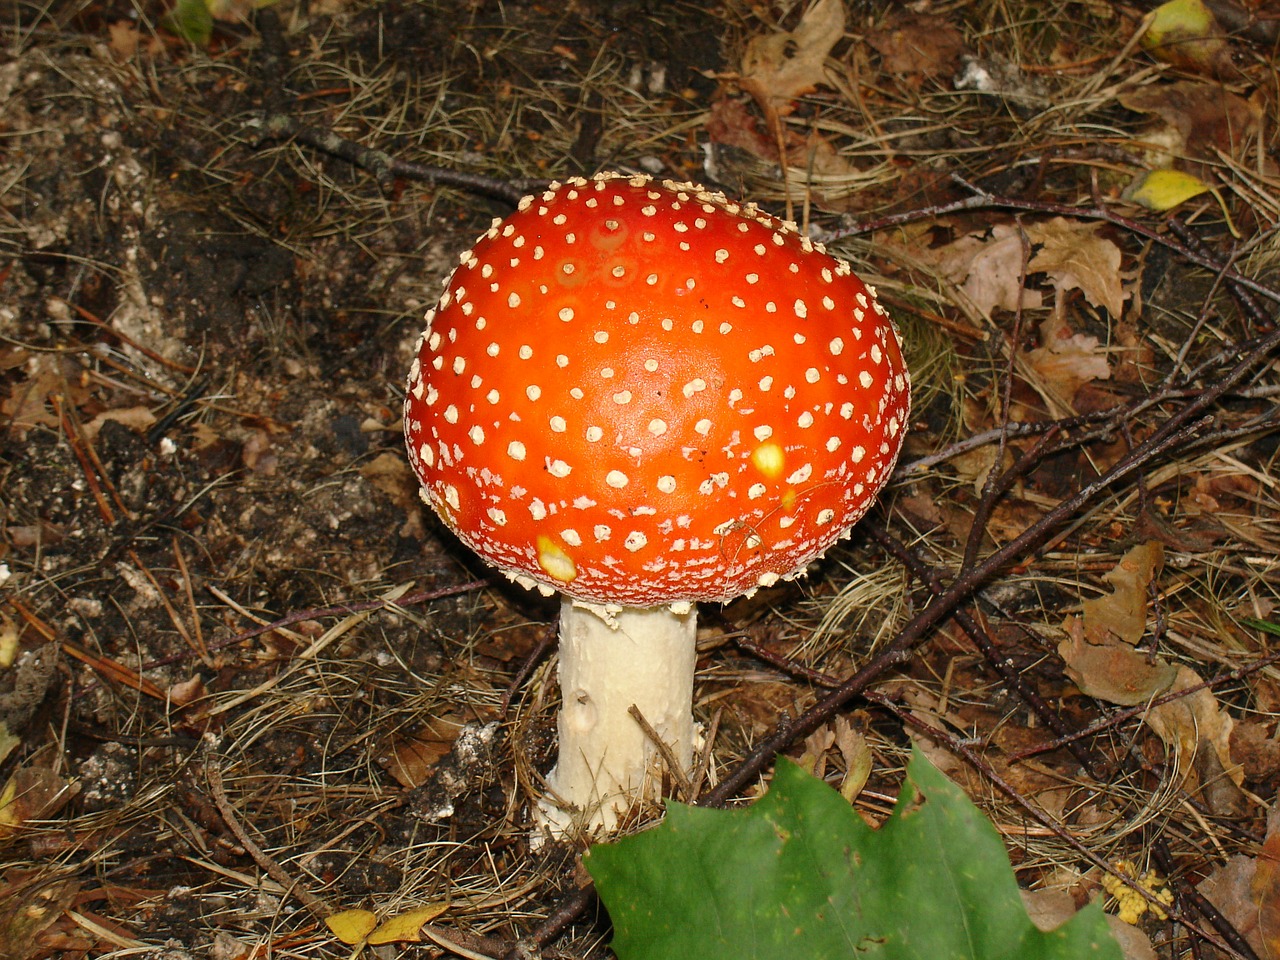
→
(404, 172, 909, 835)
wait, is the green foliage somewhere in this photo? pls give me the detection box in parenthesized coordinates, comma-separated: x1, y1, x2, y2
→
(585, 750, 1122, 960)
(163, 0, 213, 46)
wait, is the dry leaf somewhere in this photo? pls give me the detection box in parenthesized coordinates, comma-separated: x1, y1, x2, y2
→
(366, 902, 449, 944)
(0, 767, 77, 838)
(1255, 806, 1280, 958)
(1082, 541, 1163, 646)
(866, 12, 966, 83)
(326, 908, 378, 945)
(930, 225, 1042, 318)
(1058, 543, 1178, 705)
(1058, 616, 1178, 706)
(1200, 800, 1280, 959)
(1023, 312, 1112, 414)
(740, 0, 846, 117)
(1025, 218, 1128, 318)
(1199, 855, 1263, 956)
(1119, 81, 1261, 171)
(1146, 665, 1245, 813)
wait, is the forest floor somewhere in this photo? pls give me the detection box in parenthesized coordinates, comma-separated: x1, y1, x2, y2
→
(2, 0, 1280, 957)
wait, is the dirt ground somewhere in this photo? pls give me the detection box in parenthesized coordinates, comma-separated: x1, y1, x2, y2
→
(3, 0, 1280, 957)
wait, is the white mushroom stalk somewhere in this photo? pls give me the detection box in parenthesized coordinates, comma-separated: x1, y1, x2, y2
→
(403, 172, 910, 837)
(541, 600, 696, 834)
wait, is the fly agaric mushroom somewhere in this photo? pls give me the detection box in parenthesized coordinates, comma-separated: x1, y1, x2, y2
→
(404, 172, 909, 835)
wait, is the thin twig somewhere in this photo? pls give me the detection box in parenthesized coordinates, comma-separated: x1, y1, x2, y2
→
(205, 758, 331, 920)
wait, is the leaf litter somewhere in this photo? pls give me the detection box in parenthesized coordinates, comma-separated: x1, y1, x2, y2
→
(1, 0, 1280, 957)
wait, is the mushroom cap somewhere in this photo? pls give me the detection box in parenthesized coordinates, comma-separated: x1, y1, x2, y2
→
(404, 173, 910, 608)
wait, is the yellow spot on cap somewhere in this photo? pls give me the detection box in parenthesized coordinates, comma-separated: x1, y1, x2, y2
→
(536, 535, 577, 584)
(750, 442, 786, 479)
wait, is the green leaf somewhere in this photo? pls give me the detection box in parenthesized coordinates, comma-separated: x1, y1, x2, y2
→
(163, 0, 214, 46)
(585, 750, 1122, 960)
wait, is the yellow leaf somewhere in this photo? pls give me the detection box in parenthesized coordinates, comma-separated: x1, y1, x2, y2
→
(1140, 0, 1232, 75)
(1127, 168, 1210, 211)
(367, 902, 449, 945)
(325, 909, 378, 945)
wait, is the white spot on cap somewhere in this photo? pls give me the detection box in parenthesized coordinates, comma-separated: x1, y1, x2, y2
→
(469, 425, 485, 444)
(487, 508, 507, 526)
(851, 445, 866, 463)
(794, 299, 807, 317)
(558, 307, 574, 321)
(859, 370, 874, 388)
(593, 524, 611, 541)
(527, 385, 542, 401)
(508, 292, 521, 308)
(805, 368, 821, 383)
(606, 470, 629, 488)
(548, 459, 571, 477)
(562, 529, 582, 547)
(613, 390, 632, 404)
(444, 405, 459, 424)
(550, 416, 566, 433)
(798, 412, 814, 428)
(829, 337, 844, 355)
(508, 441, 526, 460)
(586, 426, 604, 442)
(695, 419, 712, 435)
(748, 483, 766, 499)
(519, 345, 533, 359)
(816, 508, 835, 525)
(657, 475, 676, 493)
(715, 249, 729, 263)
(786, 463, 813, 484)
(754, 425, 773, 441)
(826, 436, 841, 452)
(648, 419, 667, 437)
(683, 378, 707, 397)
(624, 531, 647, 551)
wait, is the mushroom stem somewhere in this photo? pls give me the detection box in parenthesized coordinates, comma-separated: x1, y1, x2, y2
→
(538, 599, 697, 835)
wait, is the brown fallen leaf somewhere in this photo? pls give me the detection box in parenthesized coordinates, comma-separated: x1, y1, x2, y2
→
(1199, 799, 1280, 959)
(1255, 805, 1280, 959)
(928, 225, 1043, 318)
(1083, 541, 1163, 645)
(1023, 312, 1113, 416)
(1026, 218, 1129, 319)
(1058, 542, 1179, 705)
(1058, 616, 1178, 706)
(1146, 665, 1245, 815)
(1119, 81, 1262, 173)
(739, 0, 846, 118)
(866, 11, 967, 85)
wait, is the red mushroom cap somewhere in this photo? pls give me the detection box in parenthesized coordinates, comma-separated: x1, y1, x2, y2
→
(404, 173, 909, 608)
